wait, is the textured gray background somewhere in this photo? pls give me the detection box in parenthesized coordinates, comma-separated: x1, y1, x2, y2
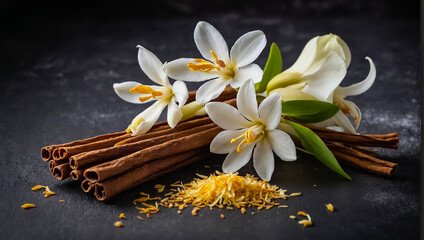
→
(0, 12, 421, 240)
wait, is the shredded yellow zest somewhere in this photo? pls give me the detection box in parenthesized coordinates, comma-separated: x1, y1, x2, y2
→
(129, 85, 163, 102)
(297, 211, 313, 227)
(114, 221, 124, 227)
(133, 172, 300, 217)
(326, 203, 334, 212)
(119, 213, 126, 219)
(155, 184, 165, 193)
(289, 215, 296, 219)
(231, 130, 258, 153)
(137, 216, 144, 221)
(220, 214, 225, 219)
(32, 185, 55, 197)
(21, 203, 36, 209)
(60, 200, 66, 203)
(191, 207, 200, 216)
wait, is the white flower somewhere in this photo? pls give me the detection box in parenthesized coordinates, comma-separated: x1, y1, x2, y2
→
(267, 34, 376, 133)
(267, 35, 349, 103)
(114, 46, 188, 136)
(164, 21, 266, 105)
(313, 57, 376, 133)
(205, 80, 296, 181)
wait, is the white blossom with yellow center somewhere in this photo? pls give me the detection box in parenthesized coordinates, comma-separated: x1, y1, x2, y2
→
(205, 80, 296, 181)
(164, 21, 266, 105)
(114, 46, 188, 136)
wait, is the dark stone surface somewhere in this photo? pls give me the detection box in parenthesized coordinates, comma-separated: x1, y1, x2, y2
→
(0, 16, 420, 240)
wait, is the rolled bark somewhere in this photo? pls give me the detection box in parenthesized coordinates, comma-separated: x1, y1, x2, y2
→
(41, 131, 127, 161)
(51, 162, 72, 180)
(70, 123, 217, 170)
(113, 116, 212, 146)
(81, 179, 94, 193)
(309, 126, 399, 149)
(70, 169, 85, 181)
(49, 158, 68, 172)
(93, 148, 210, 201)
(187, 86, 237, 104)
(328, 143, 397, 176)
(84, 126, 222, 182)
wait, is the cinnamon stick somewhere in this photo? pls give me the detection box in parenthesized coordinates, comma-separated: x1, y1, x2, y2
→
(81, 179, 94, 193)
(84, 126, 222, 182)
(51, 162, 72, 180)
(70, 169, 85, 181)
(308, 126, 399, 149)
(70, 122, 217, 170)
(41, 131, 127, 161)
(186, 86, 237, 104)
(93, 148, 211, 201)
(327, 143, 397, 176)
(113, 116, 212, 146)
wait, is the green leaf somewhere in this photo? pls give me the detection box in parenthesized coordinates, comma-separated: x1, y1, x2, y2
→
(287, 121, 351, 180)
(255, 43, 282, 93)
(282, 100, 340, 123)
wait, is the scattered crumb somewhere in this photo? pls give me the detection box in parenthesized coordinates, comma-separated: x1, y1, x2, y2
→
(220, 214, 225, 219)
(313, 185, 316, 187)
(204, 165, 210, 168)
(326, 203, 334, 212)
(21, 203, 36, 209)
(32, 185, 55, 197)
(278, 205, 288, 208)
(119, 213, 126, 219)
(241, 207, 246, 214)
(154, 184, 165, 193)
(137, 216, 144, 221)
(177, 210, 182, 215)
(289, 215, 296, 219)
(289, 192, 301, 197)
(114, 221, 124, 227)
(146, 213, 152, 219)
(192, 207, 200, 216)
(297, 211, 313, 227)
(59, 200, 66, 203)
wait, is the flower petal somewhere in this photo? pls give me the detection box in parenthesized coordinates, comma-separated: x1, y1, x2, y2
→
(131, 100, 168, 136)
(259, 92, 282, 130)
(163, 58, 216, 82)
(205, 102, 252, 130)
(210, 129, 245, 154)
(287, 36, 319, 73)
(172, 80, 188, 107)
(237, 80, 260, 122)
(222, 143, 255, 173)
(302, 51, 347, 102)
(253, 138, 274, 180)
(267, 129, 296, 161)
(195, 78, 228, 105)
(229, 64, 263, 88)
(311, 111, 356, 134)
(167, 97, 183, 128)
(230, 30, 266, 68)
(113, 82, 154, 104)
(335, 57, 376, 97)
(194, 21, 230, 62)
(137, 46, 169, 86)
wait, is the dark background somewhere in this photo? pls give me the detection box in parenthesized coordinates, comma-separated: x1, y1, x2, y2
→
(0, 1, 421, 240)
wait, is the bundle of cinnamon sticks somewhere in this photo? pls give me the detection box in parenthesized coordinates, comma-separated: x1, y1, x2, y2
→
(41, 87, 399, 201)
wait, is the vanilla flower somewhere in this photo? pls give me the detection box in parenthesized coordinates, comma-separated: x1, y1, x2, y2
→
(205, 80, 296, 181)
(164, 21, 266, 105)
(114, 46, 188, 136)
(267, 34, 376, 133)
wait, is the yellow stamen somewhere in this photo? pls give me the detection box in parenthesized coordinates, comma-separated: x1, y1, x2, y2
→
(210, 50, 225, 68)
(129, 85, 163, 102)
(336, 102, 350, 114)
(230, 130, 257, 153)
(187, 50, 226, 73)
